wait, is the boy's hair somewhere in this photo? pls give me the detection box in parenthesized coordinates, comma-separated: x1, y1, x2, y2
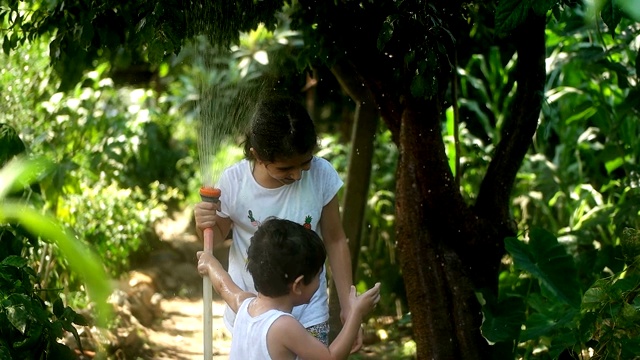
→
(243, 96, 318, 162)
(246, 218, 326, 297)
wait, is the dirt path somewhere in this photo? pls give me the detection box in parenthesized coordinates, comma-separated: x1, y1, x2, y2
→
(149, 297, 230, 359)
(139, 209, 233, 359)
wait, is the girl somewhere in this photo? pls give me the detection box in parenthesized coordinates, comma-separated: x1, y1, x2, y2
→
(194, 95, 359, 348)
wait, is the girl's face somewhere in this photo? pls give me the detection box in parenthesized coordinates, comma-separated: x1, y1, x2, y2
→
(262, 152, 313, 186)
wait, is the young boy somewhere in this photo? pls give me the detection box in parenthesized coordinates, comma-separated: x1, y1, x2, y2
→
(197, 218, 381, 360)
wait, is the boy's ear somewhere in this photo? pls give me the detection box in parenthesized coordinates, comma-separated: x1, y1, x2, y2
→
(291, 275, 305, 295)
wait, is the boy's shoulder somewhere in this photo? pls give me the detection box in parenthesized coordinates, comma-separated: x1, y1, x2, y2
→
(266, 315, 309, 357)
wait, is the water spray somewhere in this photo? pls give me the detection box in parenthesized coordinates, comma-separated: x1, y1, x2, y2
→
(188, 14, 269, 359)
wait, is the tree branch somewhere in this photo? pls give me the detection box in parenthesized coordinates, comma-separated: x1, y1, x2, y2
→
(331, 60, 401, 142)
(475, 12, 546, 223)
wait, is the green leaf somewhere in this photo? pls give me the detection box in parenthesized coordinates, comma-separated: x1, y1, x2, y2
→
(6, 302, 28, 333)
(73, 313, 89, 326)
(548, 330, 579, 359)
(53, 298, 64, 318)
(148, 41, 165, 65)
(600, 0, 622, 35)
(621, 228, 640, 263)
(531, 0, 557, 15)
(0, 123, 26, 164)
(2, 34, 10, 55)
(0, 156, 52, 199)
(520, 312, 556, 340)
(618, 0, 640, 20)
(377, 19, 394, 51)
(495, 0, 532, 37)
(0, 202, 112, 327)
(47, 342, 76, 359)
(0, 344, 11, 360)
(481, 295, 526, 342)
(410, 75, 426, 98)
(505, 228, 582, 308)
(13, 321, 43, 349)
(1, 255, 27, 268)
(620, 335, 640, 358)
(582, 279, 610, 311)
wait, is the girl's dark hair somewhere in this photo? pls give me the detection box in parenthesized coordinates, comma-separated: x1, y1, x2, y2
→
(246, 218, 326, 297)
(243, 96, 318, 162)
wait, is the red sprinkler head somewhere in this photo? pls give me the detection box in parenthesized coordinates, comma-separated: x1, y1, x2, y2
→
(199, 187, 221, 203)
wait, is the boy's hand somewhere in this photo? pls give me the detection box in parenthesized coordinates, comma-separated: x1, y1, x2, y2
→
(196, 251, 216, 276)
(351, 283, 381, 316)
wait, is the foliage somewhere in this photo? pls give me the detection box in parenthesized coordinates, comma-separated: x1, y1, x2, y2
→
(1, 38, 189, 285)
(447, 3, 640, 358)
(0, 256, 86, 359)
(0, 0, 284, 91)
(512, 3, 640, 291)
(481, 228, 640, 359)
(0, 152, 112, 359)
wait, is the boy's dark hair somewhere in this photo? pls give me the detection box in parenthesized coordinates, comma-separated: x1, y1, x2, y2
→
(243, 96, 318, 162)
(246, 218, 326, 297)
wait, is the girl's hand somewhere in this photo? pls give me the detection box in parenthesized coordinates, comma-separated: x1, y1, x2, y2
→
(194, 201, 219, 231)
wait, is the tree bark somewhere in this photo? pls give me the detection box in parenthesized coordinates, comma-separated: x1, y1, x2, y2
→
(391, 13, 546, 359)
(350, 11, 548, 360)
(312, 5, 547, 359)
(392, 98, 488, 359)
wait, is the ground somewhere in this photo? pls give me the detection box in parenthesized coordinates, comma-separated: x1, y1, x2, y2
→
(137, 208, 232, 359)
(72, 208, 233, 359)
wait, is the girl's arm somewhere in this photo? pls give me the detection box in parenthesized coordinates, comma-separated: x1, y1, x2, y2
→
(197, 251, 254, 312)
(320, 196, 360, 343)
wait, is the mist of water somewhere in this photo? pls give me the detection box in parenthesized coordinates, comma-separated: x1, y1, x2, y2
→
(196, 81, 259, 188)
(188, 6, 266, 188)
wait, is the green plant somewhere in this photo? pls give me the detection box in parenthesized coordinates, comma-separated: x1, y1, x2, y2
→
(0, 256, 87, 359)
(0, 152, 112, 359)
(481, 227, 640, 359)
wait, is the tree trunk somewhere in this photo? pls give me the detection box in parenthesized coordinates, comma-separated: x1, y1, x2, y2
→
(393, 98, 489, 359)
(320, 9, 547, 359)
(328, 62, 379, 342)
(390, 12, 547, 360)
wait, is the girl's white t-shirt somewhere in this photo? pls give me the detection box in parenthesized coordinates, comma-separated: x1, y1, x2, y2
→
(216, 156, 343, 330)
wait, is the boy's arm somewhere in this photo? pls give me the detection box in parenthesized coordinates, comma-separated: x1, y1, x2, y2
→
(327, 283, 380, 357)
(197, 251, 254, 312)
(276, 284, 381, 360)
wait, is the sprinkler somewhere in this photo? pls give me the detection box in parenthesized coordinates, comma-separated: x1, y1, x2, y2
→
(200, 186, 220, 360)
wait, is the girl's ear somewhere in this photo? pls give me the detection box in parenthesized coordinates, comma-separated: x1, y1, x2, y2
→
(250, 147, 263, 164)
(291, 275, 305, 295)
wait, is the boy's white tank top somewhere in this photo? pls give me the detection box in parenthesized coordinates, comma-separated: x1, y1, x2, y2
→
(229, 298, 293, 360)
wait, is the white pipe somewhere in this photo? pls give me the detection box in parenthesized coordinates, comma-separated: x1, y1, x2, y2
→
(203, 227, 214, 360)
